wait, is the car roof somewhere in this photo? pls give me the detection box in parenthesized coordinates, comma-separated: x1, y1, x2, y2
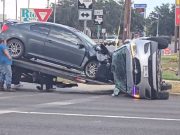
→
(20, 22, 77, 32)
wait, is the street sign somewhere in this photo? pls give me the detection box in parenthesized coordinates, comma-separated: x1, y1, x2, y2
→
(134, 4, 146, 18)
(94, 15, 103, 25)
(34, 9, 52, 22)
(94, 10, 103, 16)
(134, 4, 147, 8)
(78, 0, 92, 9)
(176, 7, 180, 26)
(20, 8, 37, 22)
(20, 8, 52, 22)
(79, 10, 92, 20)
(163, 48, 171, 55)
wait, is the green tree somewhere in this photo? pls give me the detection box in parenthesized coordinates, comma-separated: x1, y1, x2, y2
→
(48, 0, 145, 38)
(131, 8, 145, 34)
(146, 3, 175, 36)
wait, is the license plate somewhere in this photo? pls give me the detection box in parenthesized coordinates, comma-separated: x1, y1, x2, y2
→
(143, 66, 148, 77)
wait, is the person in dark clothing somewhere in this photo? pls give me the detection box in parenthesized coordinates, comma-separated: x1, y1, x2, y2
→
(0, 38, 14, 91)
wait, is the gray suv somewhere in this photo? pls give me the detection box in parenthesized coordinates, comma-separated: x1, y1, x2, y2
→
(0, 22, 111, 79)
(112, 37, 171, 99)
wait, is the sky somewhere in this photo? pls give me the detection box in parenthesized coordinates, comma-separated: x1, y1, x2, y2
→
(0, 0, 175, 20)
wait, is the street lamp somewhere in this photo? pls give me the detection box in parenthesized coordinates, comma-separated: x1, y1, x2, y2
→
(150, 13, 160, 37)
(156, 14, 159, 37)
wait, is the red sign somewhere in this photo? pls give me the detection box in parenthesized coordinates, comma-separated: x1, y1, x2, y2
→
(176, 7, 180, 26)
(135, 8, 145, 13)
(163, 48, 171, 55)
(34, 9, 52, 22)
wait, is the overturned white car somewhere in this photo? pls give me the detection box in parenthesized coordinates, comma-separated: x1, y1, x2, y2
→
(111, 37, 172, 99)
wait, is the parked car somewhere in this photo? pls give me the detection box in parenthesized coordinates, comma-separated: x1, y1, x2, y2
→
(104, 35, 118, 46)
(111, 37, 171, 99)
(0, 22, 111, 79)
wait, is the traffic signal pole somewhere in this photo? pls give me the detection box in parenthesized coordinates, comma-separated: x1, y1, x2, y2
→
(122, 0, 131, 43)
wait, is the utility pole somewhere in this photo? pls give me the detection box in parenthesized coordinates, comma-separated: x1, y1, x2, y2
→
(174, 26, 178, 53)
(53, 0, 57, 23)
(47, 0, 50, 8)
(122, 0, 131, 43)
(28, 0, 30, 8)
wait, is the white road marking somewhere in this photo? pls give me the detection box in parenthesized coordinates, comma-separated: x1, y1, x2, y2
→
(37, 96, 105, 107)
(0, 110, 16, 115)
(14, 111, 180, 122)
(0, 93, 42, 100)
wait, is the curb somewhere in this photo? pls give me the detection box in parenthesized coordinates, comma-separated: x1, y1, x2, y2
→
(55, 89, 113, 95)
(170, 92, 180, 96)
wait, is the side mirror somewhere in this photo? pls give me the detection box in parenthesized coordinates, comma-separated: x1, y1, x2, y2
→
(78, 44, 84, 49)
(95, 45, 101, 51)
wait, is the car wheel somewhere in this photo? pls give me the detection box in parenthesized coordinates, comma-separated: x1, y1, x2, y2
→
(157, 91, 169, 100)
(84, 60, 99, 79)
(147, 37, 169, 49)
(161, 82, 172, 91)
(7, 39, 24, 58)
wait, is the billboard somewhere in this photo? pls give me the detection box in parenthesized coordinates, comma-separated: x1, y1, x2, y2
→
(134, 4, 147, 18)
(176, 7, 180, 26)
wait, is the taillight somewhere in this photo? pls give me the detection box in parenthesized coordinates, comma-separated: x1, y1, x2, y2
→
(1, 24, 9, 32)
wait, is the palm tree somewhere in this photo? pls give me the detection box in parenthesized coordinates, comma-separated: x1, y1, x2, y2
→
(28, 0, 30, 8)
(2, 0, 5, 22)
(16, 0, 17, 19)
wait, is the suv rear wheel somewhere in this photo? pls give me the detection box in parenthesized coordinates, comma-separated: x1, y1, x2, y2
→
(7, 39, 24, 58)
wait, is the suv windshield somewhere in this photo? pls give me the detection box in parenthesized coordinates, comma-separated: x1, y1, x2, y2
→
(75, 31, 96, 46)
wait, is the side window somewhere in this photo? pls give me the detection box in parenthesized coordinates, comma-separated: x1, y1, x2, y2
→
(30, 24, 50, 35)
(50, 27, 81, 44)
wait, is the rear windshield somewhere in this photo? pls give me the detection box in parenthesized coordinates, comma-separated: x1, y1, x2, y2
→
(107, 36, 117, 39)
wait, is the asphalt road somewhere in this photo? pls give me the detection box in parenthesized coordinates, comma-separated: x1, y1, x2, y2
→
(0, 85, 180, 135)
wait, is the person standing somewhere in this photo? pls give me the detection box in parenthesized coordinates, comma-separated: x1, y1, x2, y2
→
(0, 38, 14, 91)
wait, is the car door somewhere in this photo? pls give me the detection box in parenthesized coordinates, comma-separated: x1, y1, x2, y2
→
(26, 24, 50, 58)
(44, 26, 86, 67)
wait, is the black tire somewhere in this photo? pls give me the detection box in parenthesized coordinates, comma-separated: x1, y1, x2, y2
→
(7, 39, 24, 58)
(157, 91, 169, 100)
(146, 37, 169, 49)
(84, 60, 99, 79)
(161, 83, 172, 91)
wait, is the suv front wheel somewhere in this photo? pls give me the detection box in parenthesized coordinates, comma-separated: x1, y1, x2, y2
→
(84, 60, 99, 79)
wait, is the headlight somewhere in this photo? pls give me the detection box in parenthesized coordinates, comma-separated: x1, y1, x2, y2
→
(130, 42, 137, 57)
(132, 86, 140, 99)
(95, 45, 101, 51)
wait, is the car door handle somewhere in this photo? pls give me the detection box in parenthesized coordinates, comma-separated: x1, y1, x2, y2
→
(47, 40, 53, 43)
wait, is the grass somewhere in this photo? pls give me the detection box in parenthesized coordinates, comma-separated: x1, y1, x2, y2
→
(161, 54, 180, 81)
